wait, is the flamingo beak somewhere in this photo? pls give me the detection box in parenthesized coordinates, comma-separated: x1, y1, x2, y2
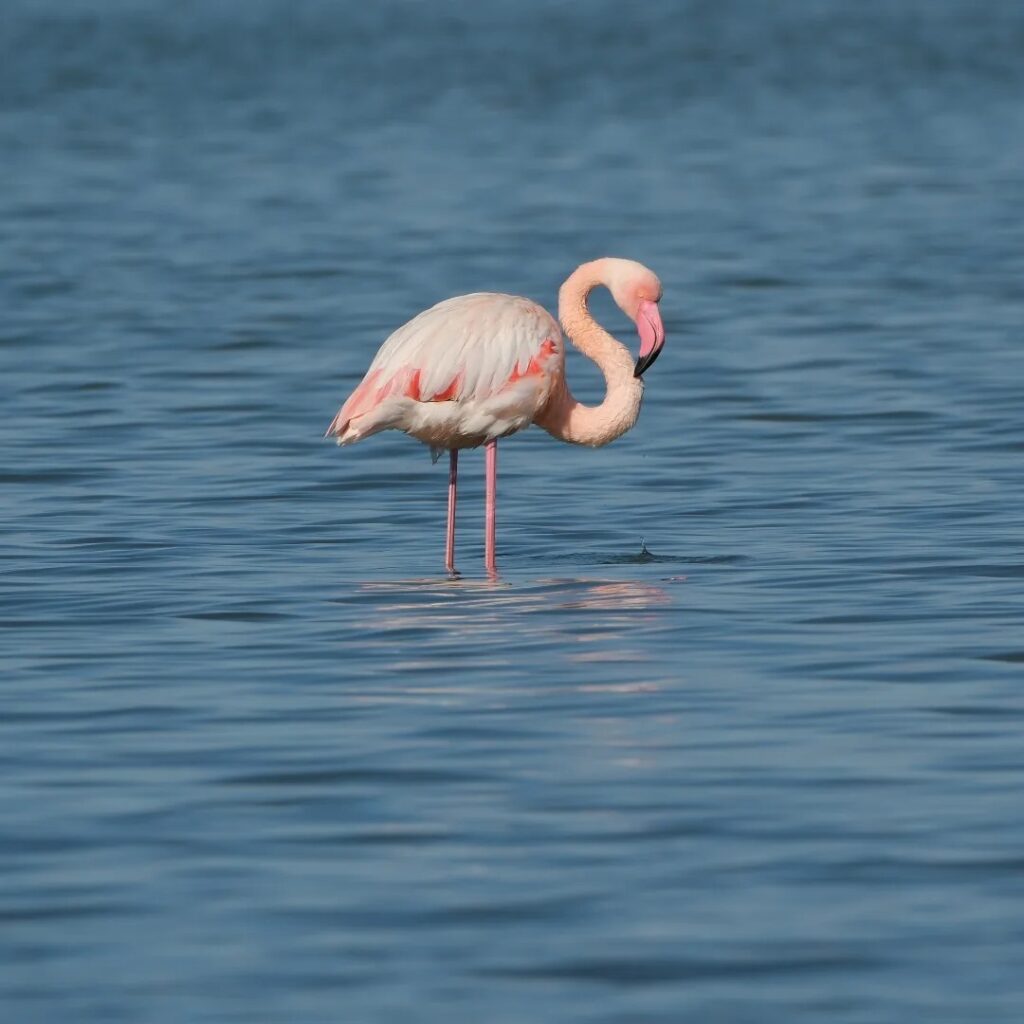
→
(633, 299, 666, 378)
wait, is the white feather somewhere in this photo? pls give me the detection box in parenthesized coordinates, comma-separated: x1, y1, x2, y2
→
(328, 292, 564, 449)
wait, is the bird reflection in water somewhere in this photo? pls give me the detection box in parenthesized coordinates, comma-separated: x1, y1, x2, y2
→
(346, 578, 677, 691)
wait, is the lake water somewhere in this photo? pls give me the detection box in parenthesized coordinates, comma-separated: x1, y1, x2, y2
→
(3, 1, 1024, 1020)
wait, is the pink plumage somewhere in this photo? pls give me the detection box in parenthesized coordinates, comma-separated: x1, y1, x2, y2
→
(326, 258, 666, 576)
(325, 293, 563, 451)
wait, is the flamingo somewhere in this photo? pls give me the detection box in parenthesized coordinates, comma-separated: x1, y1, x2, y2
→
(325, 257, 666, 575)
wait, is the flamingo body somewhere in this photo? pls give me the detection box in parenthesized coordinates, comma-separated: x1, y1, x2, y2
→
(326, 258, 666, 574)
(326, 293, 563, 451)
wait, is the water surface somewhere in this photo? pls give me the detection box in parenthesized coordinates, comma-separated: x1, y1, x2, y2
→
(3, 2, 1024, 1021)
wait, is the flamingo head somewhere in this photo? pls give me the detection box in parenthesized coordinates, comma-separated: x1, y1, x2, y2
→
(604, 259, 666, 378)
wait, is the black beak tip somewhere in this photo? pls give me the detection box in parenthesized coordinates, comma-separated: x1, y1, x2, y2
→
(633, 347, 663, 378)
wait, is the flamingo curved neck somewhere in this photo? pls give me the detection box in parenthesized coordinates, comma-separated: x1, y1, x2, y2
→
(534, 260, 643, 447)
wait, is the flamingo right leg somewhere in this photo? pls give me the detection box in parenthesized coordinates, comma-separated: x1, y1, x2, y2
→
(484, 439, 497, 576)
(445, 449, 458, 575)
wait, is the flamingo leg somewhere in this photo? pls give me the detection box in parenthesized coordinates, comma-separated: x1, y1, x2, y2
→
(446, 449, 458, 575)
(485, 439, 497, 575)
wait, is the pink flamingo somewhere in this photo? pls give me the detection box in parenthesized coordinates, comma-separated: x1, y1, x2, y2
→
(325, 257, 666, 575)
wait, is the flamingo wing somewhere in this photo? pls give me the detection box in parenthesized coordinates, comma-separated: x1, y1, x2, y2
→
(326, 293, 563, 447)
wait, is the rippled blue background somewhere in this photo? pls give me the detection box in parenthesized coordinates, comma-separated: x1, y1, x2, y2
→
(3, 1, 1024, 1020)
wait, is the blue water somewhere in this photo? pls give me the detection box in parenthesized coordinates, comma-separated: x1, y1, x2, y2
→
(3, 1, 1024, 1020)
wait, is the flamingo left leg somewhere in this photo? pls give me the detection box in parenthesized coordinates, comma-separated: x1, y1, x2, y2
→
(485, 439, 497, 575)
(445, 449, 458, 575)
